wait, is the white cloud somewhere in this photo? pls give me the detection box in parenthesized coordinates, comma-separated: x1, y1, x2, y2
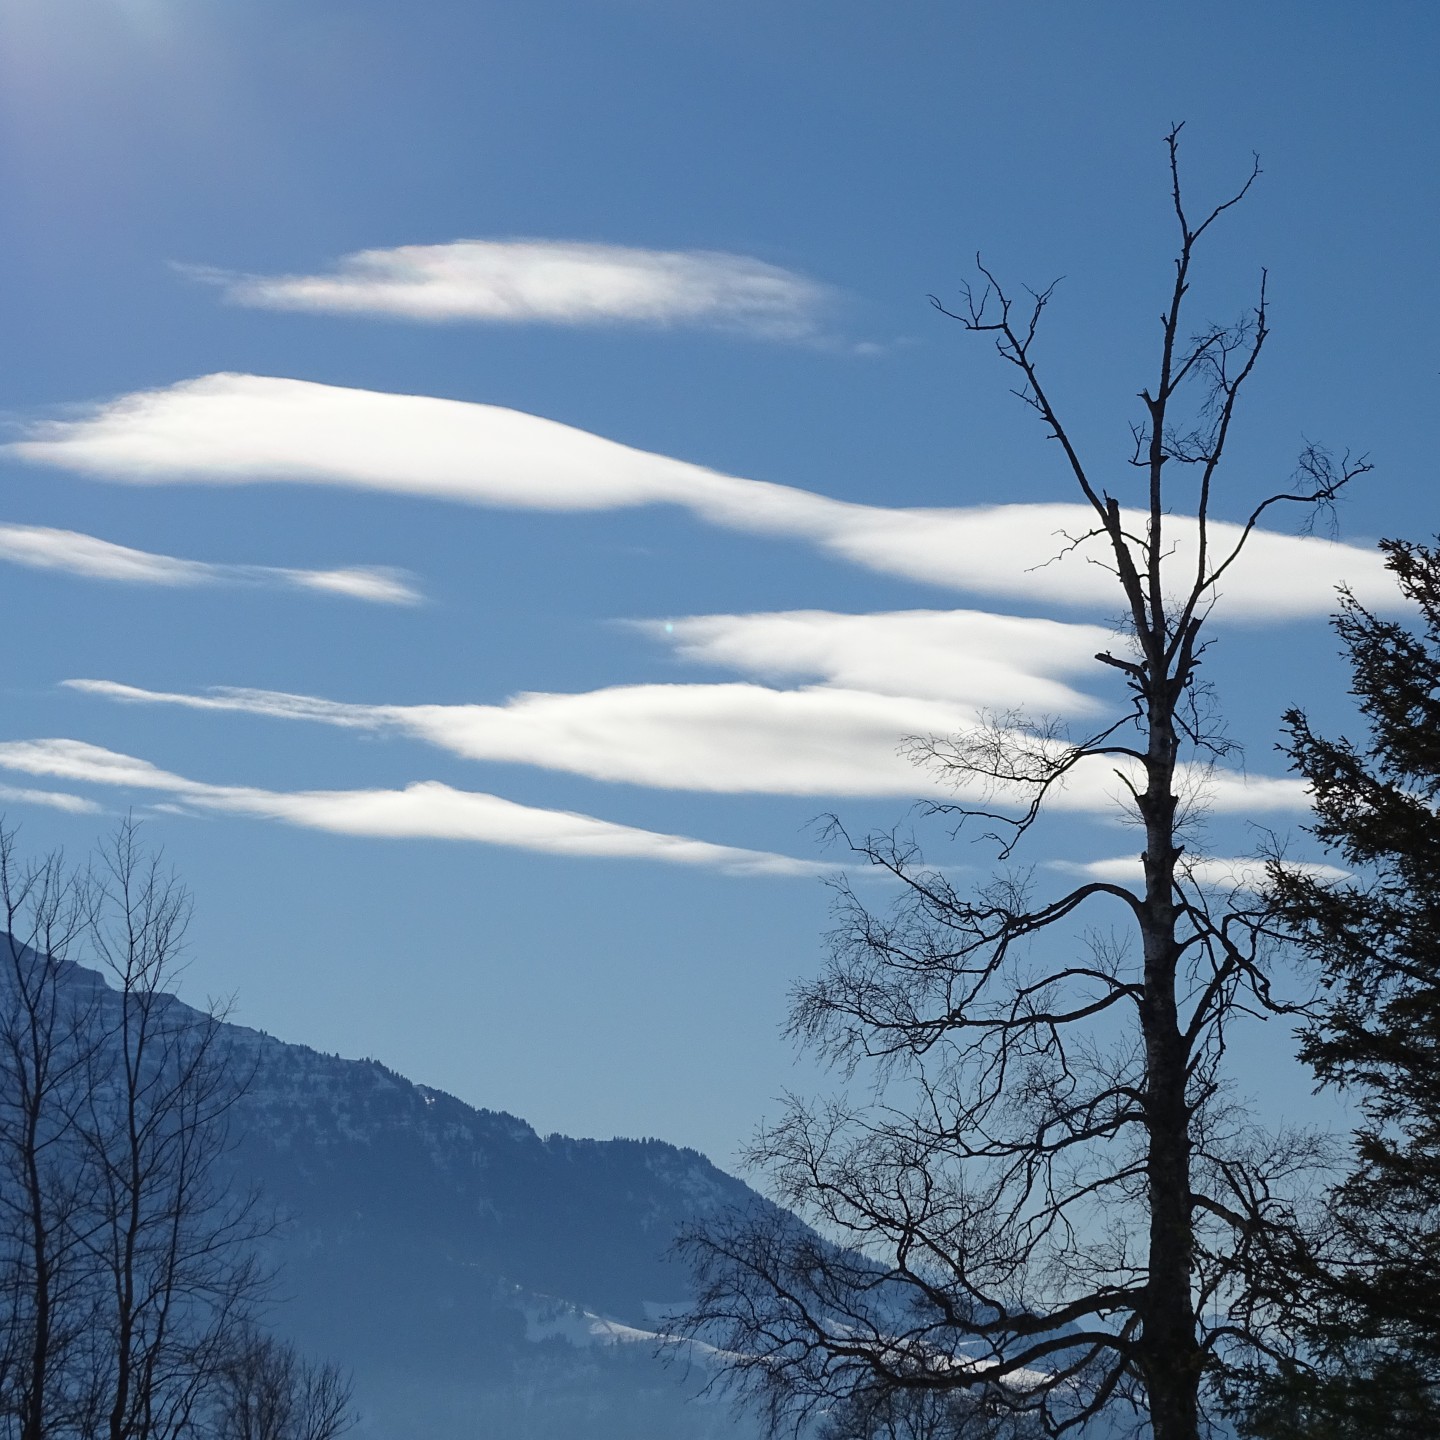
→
(0, 739, 816, 876)
(64, 678, 966, 796)
(64, 676, 1313, 815)
(10, 375, 1395, 617)
(281, 567, 419, 605)
(1050, 854, 1349, 892)
(185, 240, 831, 339)
(642, 608, 1113, 712)
(921, 750, 1310, 817)
(0, 524, 211, 585)
(0, 783, 102, 815)
(0, 522, 420, 604)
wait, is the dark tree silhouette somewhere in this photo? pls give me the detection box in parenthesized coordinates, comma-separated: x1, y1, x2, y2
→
(0, 821, 347, 1440)
(80, 824, 268, 1440)
(681, 128, 1367, 1440)
(1234, 539, 1440, 1438)
(816, 1383, 1041, 1440)
(208, 1329, 353, 1440)
(0, 834, 100, 1440)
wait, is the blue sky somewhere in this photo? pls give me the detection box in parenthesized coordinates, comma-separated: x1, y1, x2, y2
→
(0, 0, 1435, 1164)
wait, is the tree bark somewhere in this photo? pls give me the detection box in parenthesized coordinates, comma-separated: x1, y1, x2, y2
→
(1138, 702, 1201, 1440)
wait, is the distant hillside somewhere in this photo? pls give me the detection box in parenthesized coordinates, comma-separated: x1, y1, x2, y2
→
(186, 977, 772, 1438)
(0, 946, 774, 1438)
(4, 946, 1147, 1440)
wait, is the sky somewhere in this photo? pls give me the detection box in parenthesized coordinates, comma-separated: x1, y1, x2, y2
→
(0, 0, 1436, 1166)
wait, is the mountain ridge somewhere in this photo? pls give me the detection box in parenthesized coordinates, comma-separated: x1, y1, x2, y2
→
(72, 953, 769, 1436)
(2, 943, 771, 1438)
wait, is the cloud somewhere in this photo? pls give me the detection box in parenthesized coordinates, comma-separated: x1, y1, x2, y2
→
(283, 568, 419, 604)
(642, 608, 1114, 712)
(0, 739, 816, 876)
(184, 240, 831, 339)
(64, 676, 1312, 815)
(1050, 854, 1349, 892)
(64, 678, 966, 796)
(0, 783, 102, 815)
(10, 375, 1395, 617)
(0, 522, 420, 604)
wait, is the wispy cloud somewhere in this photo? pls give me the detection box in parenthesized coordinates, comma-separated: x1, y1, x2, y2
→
(0, 522, 420, 604)
(1050, 854, 1348, 892)
(63, 676, 1312, 815)
(10, 375, 1394, 617)
(65, 678, 966, 796)
(642, 608, 1114, 712)
(0, 739, 818, 876)
(184, 240, 832, 340)
(0, 783, 102, 815)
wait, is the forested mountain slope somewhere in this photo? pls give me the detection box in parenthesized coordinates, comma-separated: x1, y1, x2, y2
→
(134, 963, 766, 1438)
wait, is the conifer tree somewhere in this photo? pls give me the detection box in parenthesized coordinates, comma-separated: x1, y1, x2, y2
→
(1239, 538, 1440, 1437)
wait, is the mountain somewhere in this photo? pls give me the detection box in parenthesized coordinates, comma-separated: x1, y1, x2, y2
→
(2, 945, 1166, 1439)
(205, 995, 1156, 1440)
(224, 1019, 772, 1439)
(0, 946, 772, 1439)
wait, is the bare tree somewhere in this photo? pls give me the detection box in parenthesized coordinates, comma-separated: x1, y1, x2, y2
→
(208, 1330, 353, 1440)
(0, 831, 99, 1440)
(818, 1383, 1041, 1440)
(680, 128, 1366, 1440)
(0, 821, 292, 1440)
(80, 822, 269, 1440)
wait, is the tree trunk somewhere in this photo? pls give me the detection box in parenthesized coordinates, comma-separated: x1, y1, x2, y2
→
(21, 1103, 51, 1440)
(1139, 691, 1201, 1440)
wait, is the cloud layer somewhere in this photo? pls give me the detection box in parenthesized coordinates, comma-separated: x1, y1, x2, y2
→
(0, 782, 101, 815)
(643, 607, 1113, 711)
(187, 240, 831, 339)
(0, 522, 420, 604)
(11, 375, 1394, 616)
(64, 675, 1311, 815)
(1051, 854, 1349, 892)
(0, 739, 814, 875)
(66, 678, 965, 796)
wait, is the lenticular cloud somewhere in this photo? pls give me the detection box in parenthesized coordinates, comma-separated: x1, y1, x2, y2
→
(64, 678, 961, 796)
(186, 240, 831, 339)
(641, 608, 1113, 712)
(0, 522, 419, 604)
(10, 373, 1396, 616)
(62, 676, 1311, 815)
(0, 738, 816, 876)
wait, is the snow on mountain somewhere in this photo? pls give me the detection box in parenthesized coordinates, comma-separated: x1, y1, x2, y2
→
(203, 986, 771, 1437)
(2, 949, 772, 1438)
